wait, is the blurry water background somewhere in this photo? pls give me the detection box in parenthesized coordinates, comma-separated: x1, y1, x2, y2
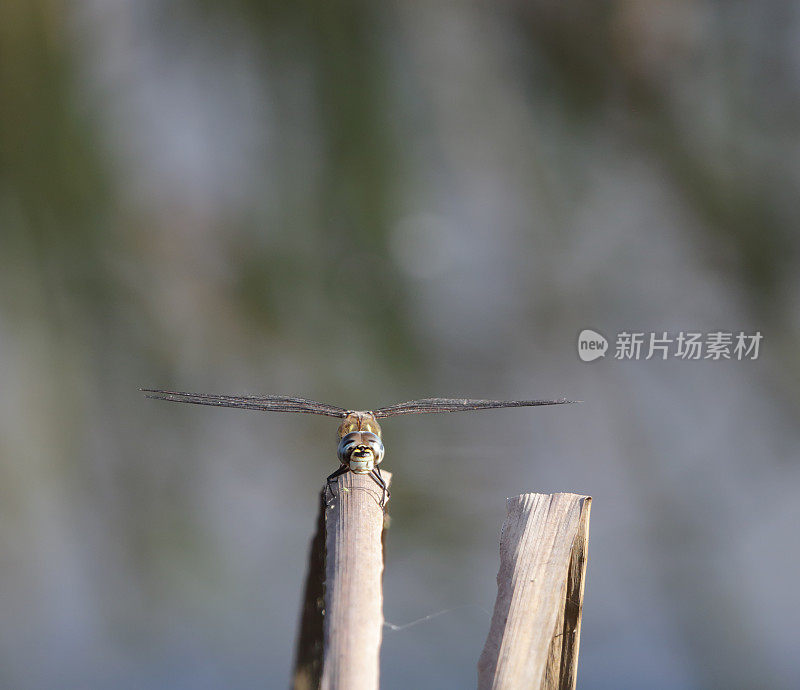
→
(1, 1, 799, 688)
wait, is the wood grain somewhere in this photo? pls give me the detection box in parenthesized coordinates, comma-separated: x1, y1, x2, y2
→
(319, 470, 391, 690)
(478, 492, 591, 690)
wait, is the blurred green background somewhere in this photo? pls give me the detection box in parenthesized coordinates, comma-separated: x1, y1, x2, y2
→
(1, 1, 799, 688)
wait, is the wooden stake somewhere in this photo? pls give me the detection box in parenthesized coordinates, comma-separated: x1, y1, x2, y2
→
(294, 470, 391, 690)
(292, 490, 327, 690)
(478, 492, 591, 690)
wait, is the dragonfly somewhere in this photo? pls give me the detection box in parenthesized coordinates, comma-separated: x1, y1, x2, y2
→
(141, 389, 576, 507)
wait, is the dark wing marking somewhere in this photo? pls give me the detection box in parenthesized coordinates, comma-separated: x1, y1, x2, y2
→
(140, 389, 348, 417)
(372, 398, 577, 418)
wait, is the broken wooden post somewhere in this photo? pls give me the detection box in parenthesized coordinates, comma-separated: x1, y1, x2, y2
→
(292, 470, 391, 690)
(478, 492, 591, 690)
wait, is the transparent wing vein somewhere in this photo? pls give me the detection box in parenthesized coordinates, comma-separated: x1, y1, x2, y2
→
(141, 389, 347, 417)
(372, 397, 577, 418)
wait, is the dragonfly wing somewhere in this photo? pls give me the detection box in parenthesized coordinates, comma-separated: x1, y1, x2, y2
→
(372, 397, 576, 418)
(141, 389, 348, 417)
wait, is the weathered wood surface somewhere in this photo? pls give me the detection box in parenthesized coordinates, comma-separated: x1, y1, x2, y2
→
(290, 470, 389, 690)
(478, 492, 591, 690)
(292, 489, 327, 690)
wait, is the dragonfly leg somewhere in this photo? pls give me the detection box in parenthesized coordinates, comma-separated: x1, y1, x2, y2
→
(326, 465, 349, 501)
(369, 468, 389, 508)
(376, 467, 390, 505)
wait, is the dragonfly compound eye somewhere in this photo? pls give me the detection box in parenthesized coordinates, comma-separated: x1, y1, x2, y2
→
(337, 432, 360, 465)
(368, 435, 385, 466)
(337, 431, 384, 468)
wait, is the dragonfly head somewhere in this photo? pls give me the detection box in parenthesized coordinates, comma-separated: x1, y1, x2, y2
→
(337, 431, 385, 472)
(337, 411, 382, 439)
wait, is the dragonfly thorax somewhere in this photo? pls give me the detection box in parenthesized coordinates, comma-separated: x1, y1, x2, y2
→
(337, 431, 385, 474)
(337, 411, 382, 439)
